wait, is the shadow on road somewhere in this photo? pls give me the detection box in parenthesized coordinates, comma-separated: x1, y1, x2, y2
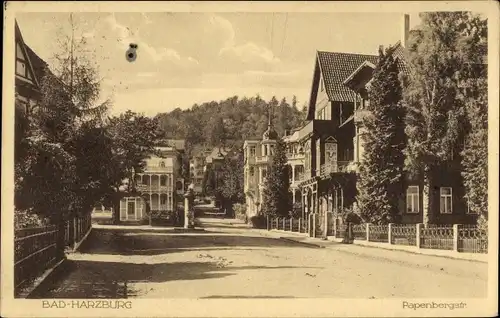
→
(77, 228, 316, 256)
(31, 258, 318, 299)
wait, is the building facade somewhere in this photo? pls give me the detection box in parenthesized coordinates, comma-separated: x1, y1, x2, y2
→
(294, 14, 477, 225)
(119, 144, 186, 223)
(283, 130, 306, 206)
(189, 155, 206, 194)
(243, 118, 278, 217)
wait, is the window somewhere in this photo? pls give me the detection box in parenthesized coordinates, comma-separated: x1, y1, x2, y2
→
(250, 167, 255, 177)
(160, 176, 166, 186)
(465, 196, 477, 214)
(406, 186, 419, 213)
(159, 161, 165, 167)
(250, 146, 256, 157)
(16, 60, 27, 77)
(161, 197, 166, 205)
(440, 187, 453, 214)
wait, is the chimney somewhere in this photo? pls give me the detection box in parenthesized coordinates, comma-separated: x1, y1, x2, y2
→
(401, 14, 410, 48)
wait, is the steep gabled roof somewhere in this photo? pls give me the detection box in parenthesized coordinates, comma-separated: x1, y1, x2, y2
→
(24, 45, 50, 81)
(14, 20, 41, 89)
(343, 42, 412, 91)
(306, 51, 378, 119)
(317, 51, 379, 101)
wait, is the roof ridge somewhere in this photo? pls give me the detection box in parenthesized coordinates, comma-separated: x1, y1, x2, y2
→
(317, 50, 378, 57)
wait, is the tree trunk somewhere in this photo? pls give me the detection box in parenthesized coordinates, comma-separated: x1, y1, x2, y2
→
(422, 168, 434, 225)
(113, 198, 120, 225)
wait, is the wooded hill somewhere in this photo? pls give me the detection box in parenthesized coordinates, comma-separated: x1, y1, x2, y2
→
(155, 94, 308, 156)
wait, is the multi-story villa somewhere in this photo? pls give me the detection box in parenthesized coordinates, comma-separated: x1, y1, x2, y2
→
(243, 116, 278, 217)
(119, 142, 186, 223)
(189, 155, 206, 194)
(295, 14, 478, 226)
(283, 129, 306, 205)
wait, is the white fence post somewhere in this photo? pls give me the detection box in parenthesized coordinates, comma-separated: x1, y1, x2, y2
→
(266, 215, 269, 231)
(388, 223, 393, 244)
(298, 218, 302, 233)
(416, 223, 423, 249)
(366, 223, 370, 241)
(453, 224, 460, 252)
(289, 217, 293, 231)
(73, 216, 77, 248)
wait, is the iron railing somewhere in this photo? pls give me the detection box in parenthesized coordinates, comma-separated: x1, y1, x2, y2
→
(457, 225, 488, 254)
(420, 225, 454, 250)
(391, 224, 417, 246)
(352, 224, 367, 240)
(368, 224, 389, 243)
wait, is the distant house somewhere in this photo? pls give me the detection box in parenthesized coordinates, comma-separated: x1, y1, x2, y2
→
(243, 113, 279, 217)
(189, 154, 206, 194)
(119, 144, 186, 223)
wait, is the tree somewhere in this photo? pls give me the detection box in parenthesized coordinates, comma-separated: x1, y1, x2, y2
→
(15, 12, 110, 233)
(357, 46, 406, 224)
(220, 150, 245, 217)
(106, 111, 163, 223)
(402, 12, 477, 224)
(207, 116, 227, 150)
(456, 15, 488, 226)
(261, 139, 291, 217)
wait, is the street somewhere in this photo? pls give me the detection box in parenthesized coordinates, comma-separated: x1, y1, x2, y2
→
(33, 218, 487, 299)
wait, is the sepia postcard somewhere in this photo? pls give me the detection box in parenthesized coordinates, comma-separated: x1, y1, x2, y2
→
(1, 1, 499, 317)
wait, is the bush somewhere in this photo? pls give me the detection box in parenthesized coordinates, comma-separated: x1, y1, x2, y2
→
(249, 215, 267, 229)
(233, 203, 247, 222)
(149, 210, 176, 226)
(15, 209, 49, 230)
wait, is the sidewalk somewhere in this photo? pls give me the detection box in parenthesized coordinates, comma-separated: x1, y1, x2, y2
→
(264, 229, 488, 263)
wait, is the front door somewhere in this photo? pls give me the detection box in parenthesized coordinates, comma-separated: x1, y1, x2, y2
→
(127, 200, 136, 220)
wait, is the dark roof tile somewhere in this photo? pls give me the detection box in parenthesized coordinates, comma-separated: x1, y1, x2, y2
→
(317, 51, 378, 102)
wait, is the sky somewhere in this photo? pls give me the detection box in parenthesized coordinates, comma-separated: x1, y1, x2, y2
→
(16, 12, 422, 116)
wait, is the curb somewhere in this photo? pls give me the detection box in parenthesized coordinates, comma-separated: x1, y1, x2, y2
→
(278, 237, 326, 248)
(19, 257, 66, 299)
(92, 226, 206, 233)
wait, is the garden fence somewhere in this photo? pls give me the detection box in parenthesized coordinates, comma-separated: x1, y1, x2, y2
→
(14, 214, 92, 296)
(266, 213, 488, 255)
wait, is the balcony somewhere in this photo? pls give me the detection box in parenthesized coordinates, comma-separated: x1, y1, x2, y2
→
(354, 109, 371, 124)
(256, 156, 272, 164)
(246, 156, 256, 165)
(136, 184, 173, 192)
(286, 152, 305, 161)
(297, 120, 337, 142)
(319, 161, 357, 177)
(144, 166, 174, 172)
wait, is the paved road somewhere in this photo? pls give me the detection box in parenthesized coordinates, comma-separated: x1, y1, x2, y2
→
(33, 218, 487, 299)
